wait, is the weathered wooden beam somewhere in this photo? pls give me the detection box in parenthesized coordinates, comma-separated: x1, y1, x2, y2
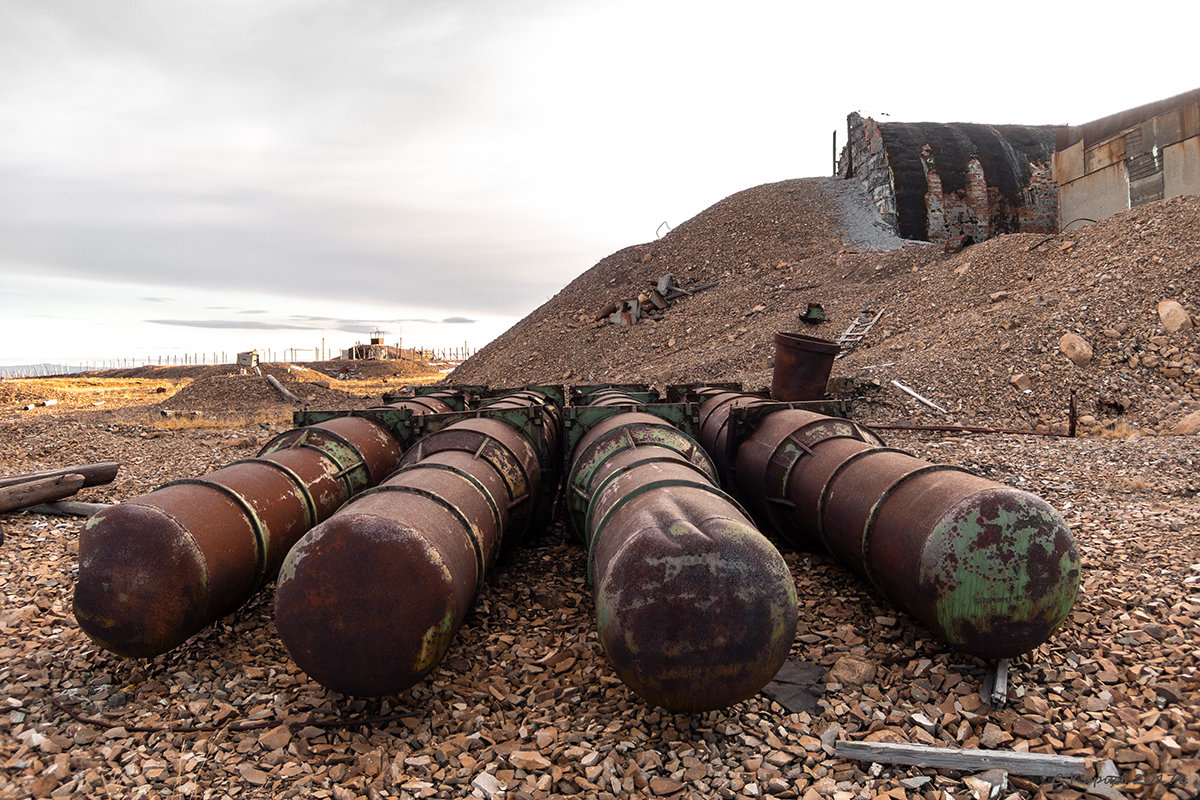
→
(21, 501, 112, 517)
(834, 740, 1088, 778)
(0, 474, 86, 514)
(0, 461, 119, 490)
(266, 374, 302, 405)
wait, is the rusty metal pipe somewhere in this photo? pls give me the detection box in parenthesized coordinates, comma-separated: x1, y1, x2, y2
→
(697, 391, 1080, 659)
(568, 393, 797, 712)
(73, 416, 404, 658)
(274, 389, 558, 696)
(383, 396, 456, 415)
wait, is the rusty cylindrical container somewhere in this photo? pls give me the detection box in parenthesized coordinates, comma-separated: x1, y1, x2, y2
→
(770, 331, 839, 401)
(702, 391, 1080, 659)
(73, 416, 403, 658)
(569, 397, 797, 712)
(274, 389, 558, 696)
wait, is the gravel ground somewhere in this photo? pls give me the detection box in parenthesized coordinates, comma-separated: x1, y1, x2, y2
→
(2, 400, 1198, 799)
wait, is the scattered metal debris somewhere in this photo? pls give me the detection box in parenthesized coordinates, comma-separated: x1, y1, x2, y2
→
(982, 658, 1010, 708)
(761, 658, 824, 713)
(891, 379, 948, 413)
(799, 302, 826, 323)
(596, 273, 720, 327)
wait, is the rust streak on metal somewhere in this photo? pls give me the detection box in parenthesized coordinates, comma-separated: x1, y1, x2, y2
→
(697, 389, 1080, 659)
(569, 388, 797, 712)
(274, 389, 559, 696)
(74, 413, 411, 658)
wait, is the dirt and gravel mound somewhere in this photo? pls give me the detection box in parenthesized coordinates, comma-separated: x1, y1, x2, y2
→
(450, 181, 1200, 434)
(450, 177, 857, 389)
(305, 359, 447, 380)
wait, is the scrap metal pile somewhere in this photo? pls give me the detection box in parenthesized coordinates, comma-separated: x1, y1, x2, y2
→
(72, 382, 1081, 713)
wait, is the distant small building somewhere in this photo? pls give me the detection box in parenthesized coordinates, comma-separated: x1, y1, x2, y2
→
(340, 332, 404, 360)
(838, 112, 1061, 244)
(1054, 87, 1200, 230)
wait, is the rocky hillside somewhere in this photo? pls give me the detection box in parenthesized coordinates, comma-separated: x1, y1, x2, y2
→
(450, 179, 1200, 435)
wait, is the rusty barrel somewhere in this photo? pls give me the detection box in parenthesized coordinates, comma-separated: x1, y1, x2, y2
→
(569, 401, 797, 712)
(73, 416, 403, 658)
(702, 391, 1080, 659)
(770, 331, 839, 401)
(275, 389, 557, 696)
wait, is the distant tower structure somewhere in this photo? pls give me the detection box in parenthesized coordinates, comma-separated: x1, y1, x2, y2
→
(369, 330, 387, 360)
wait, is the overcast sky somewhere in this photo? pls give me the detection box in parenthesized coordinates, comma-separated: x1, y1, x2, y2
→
(1, 0, 1196, 366)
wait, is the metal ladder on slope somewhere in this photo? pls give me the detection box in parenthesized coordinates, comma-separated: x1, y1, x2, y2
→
(835, 307, 885, 359)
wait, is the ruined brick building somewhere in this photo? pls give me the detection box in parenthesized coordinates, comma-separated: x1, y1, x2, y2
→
(837, 87, 1200, 244)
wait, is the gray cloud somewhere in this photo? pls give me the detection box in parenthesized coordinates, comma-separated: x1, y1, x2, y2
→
(442, 316, 475, 324)
(0, 2, 583, 321)
(147, 319, 316, 331)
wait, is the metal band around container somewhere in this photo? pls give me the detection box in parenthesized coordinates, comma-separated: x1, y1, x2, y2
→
(349, 482, 489, 592)
(413, 428, 531, 510)
(261, 427, 372, 496)
(813, 446, 914, 555)
(162, 477, 270, 586)
(761, 420, 877, 542)
(227, 457, 319, 529)
(567, 422, 714, 539)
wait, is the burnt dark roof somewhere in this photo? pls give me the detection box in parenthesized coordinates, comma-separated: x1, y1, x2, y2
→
(877, 121, 1059, 240)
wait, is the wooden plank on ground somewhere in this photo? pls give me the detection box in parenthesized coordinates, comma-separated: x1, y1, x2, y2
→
(0, 474, 87, 514)
(21, 501, 112, 517)
(0, 461, 119, 489)
(834, 740, 1088, 778)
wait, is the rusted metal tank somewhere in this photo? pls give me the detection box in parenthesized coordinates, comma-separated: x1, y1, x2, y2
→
(73, 416, 404, 658)
(568, 390, 797, 711)
(383, 395, 456, 415)
(274, 389, 558, 696)
(696, 390, 1080, 659)
(771, 331, 839, 401)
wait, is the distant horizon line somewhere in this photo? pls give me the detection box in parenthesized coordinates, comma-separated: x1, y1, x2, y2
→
(0, 345, 479, 376)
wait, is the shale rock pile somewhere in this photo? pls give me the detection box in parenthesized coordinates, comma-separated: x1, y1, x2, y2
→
(451, 182, 1200, 436)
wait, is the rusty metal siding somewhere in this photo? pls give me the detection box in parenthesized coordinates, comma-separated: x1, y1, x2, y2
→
(1055, 87, 1200, 151)
(1060, 161, 1130, 230)
(1054, 87, 1200, 225)
(1054, 140, 1085, 184)
(1165, 137, 1200, 197)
